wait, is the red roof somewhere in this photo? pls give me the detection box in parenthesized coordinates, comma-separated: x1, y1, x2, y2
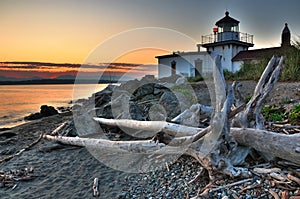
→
(232, 46, 295, 61)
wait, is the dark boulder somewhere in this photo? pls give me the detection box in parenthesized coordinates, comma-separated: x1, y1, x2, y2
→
(40, 105, 58, 117)
(133, 83, 155, 100)
(159, 91, 181, 119)
(24, 112, 43, 120)
(24, 105, 58, 120)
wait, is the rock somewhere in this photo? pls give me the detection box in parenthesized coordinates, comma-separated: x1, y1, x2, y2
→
(94, 85, 117, 96)
(140, 75, 157, 84)
(118, 79, 140, 93)
(133, 83, 155, 99)
(24, 112, 42, 120)
(173, 91, 192, 111)
(94, 85, 116, 107)
(148, 104, 167, 121)
(0, 127, 11, 132)
(57, 106, 71, 113)
(153, 84, 172, 96)
(159, 91, 181, 119)
(111, 92, 144, 120)
(95, 92, 112, 107)
(175, 77, 187, 85)
(24, 105, 58, 120)
(40, 105, 58, 117)
(158, 74, 181, 84)
(129, 103, 144, 120)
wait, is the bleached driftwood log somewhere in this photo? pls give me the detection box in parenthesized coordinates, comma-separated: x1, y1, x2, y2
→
(171, 103, 212, 127)
(231, 128, 300, 164)
(41, 134, 182, 154)
(93, 178, 100, 197)
(75, 117, 300, 164)
(93, 117, 199, 137)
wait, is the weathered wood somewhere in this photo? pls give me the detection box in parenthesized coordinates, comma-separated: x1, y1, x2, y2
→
(171, 103, 212, 127)
(0, 134, 42, 164)
(191, 56, 250, 179)
(51, 121, 68, 136)
(93, 178, 100, 197)
(231, 128, 300, 164)
(44, 127, 300, 165)
(93, 117, 199, 137)
(41, 55, 297, 197)
(81, 117, 300, 164)
(239, 56, 285, 129)
(41, 134, 183, 155)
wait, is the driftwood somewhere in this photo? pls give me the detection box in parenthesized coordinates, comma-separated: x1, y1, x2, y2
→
(42, 55, 299, 196)
(93, 117, 198, 137)
(93, 178, 100, 197)
(237, 56, 284, 129)
(96, 116, 300, 164)
(0, 134, 42, 164)
(231, 128, 300, 164)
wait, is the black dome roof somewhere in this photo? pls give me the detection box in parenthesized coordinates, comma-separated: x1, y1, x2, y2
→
(215, 11, 240, 27)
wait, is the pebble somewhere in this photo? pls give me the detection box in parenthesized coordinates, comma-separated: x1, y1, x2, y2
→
(118, 156, 298, 199)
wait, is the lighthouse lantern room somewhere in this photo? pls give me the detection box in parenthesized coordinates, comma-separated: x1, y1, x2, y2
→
(201, 11, 254, 72)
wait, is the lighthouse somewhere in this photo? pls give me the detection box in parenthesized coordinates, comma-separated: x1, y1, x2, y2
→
(201, 11, 254, 72)
(156, 11, 292, 79)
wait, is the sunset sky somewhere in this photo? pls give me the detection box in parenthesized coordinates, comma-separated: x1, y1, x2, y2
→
(1, 0, 299, 79)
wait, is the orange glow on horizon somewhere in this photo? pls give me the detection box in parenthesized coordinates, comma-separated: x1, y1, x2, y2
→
(113, 48, 169, 64)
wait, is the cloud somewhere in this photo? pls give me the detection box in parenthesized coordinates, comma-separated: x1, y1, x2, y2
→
(0, 61, 157, 79)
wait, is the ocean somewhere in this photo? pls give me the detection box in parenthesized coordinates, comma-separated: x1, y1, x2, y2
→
(0, 84, 109, 128)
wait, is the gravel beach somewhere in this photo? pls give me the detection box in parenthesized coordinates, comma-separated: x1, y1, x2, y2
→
(1, 81, 300, 199)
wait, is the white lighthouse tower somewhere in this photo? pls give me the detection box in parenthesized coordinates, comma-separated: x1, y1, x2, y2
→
(200, 11, 254, 72)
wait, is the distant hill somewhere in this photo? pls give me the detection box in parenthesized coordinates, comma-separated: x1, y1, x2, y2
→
(0, 75, 135, 85)
(0, 76, 17, 81)
(0, 75, 43, 82)
(55, 75, 76, 80)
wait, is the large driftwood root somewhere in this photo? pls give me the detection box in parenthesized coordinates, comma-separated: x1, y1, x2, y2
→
(41, 55, 297, 197)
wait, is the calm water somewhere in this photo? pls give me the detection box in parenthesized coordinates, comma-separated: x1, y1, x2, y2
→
(0, 84, 109, 128)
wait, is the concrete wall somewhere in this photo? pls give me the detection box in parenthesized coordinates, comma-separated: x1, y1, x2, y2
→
(208, 44, 247, 72)
(157, 43, 248, 78)
(157, 52, 213, 78)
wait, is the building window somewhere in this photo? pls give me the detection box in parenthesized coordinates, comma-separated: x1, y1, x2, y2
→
(194, 59, 203, 76)
(171, 61, 176, 75)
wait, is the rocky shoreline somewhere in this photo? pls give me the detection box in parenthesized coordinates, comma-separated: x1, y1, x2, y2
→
(1, 76, 300, 198)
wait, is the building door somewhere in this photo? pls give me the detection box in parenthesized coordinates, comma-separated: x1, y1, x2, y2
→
(171, 61, 176, 75)
(195, 59, 203, 76)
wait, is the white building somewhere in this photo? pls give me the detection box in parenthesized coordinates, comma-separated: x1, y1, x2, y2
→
(156, 11, 254, 78)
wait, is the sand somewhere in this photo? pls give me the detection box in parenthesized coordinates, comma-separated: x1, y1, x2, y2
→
(0, 114, 139, 199)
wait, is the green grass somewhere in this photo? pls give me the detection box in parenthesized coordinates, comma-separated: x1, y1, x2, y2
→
(171, 84, 198, 104)
(224, 41, 300, 81)
(187, 76, 204, 82)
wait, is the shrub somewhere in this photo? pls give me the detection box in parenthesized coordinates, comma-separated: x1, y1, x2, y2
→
(269, 113, 285, 122)
(244, 95, 252, 103)
(262, 106, 286, 122)
(187, 76, 203, 82)
(289, 103, 300, 125)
